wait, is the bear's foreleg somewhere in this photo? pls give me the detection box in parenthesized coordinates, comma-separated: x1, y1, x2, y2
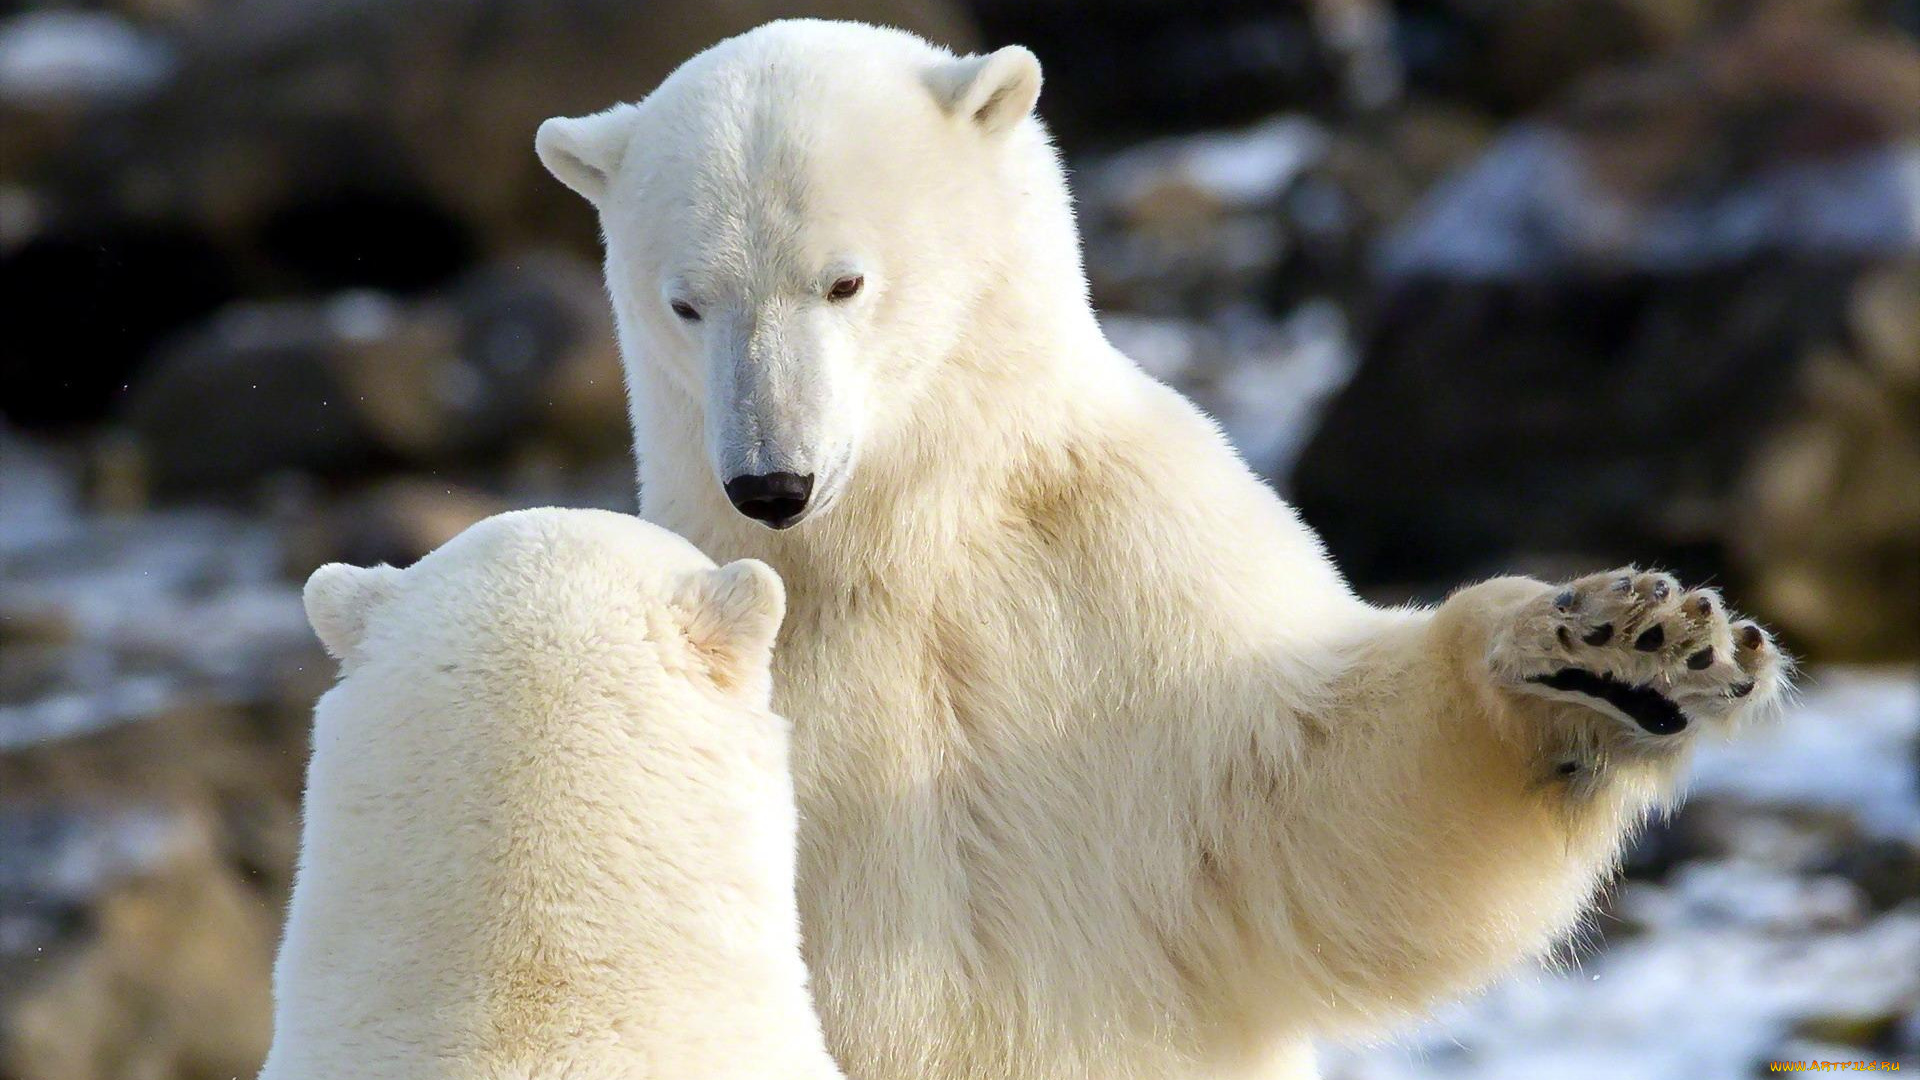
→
(1207, 569, 1786, 1037)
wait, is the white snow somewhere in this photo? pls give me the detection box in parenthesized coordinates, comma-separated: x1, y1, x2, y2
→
(0, 431, 310, 750)
(1089, 116, 1330, 212)
(1101, 300, 1358, 478)
(0, 11, 173, 106)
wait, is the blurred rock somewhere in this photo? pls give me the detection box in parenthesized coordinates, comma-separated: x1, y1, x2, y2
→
(0, 603, 76, 651)
(1481, 0, 1707, 115)
(1620, 863, 1868, 934)
(0, 693, 309, 1080)
(1103, 302, 1357, 477)
(1078, 102, 1493, 327)
(1083, 116, 1331, 313)
(1628, 794, 1920, 916)
(1394, 0, 1920, 119)
(0, 805, 277, 1080)
(1381, 9, 1920, 284)
(286, 476, 506, 571)
(0, 11, 173, 109)
(118, 253, 622, 495)
(0, 434, 316, 1080)
(0, 222, 237, 431)
(972, 0, 1333, 144)
(0, 12, 172, 188)
(463, 253, 629, 457)
(1293, 257, 1848, 590)
(1814, 837, 1920, 914)
(1291, 10, 1920, 603)
(1789, 1010, 1907, 1052)
(1624, 799, 1865, 883)
(1733, 263, 1920, 661)
(0, 0, 973, 430)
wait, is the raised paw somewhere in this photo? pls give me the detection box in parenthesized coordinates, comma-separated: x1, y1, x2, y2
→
(1490, 568, 1789, 738)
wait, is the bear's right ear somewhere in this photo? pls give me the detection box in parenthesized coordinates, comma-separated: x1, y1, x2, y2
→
(674, 559, 787, 693)
(303, 563, 401, 663)
(926, 45, 1043, 137)
(535, 105, 640, 205)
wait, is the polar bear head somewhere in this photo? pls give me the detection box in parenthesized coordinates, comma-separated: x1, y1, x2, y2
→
(281, 510, 800, 1069)
(303, 507, 785, 700)
(536, 20, 1073, 530)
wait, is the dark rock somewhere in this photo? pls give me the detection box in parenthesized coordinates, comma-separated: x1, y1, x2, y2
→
(287, 477, 506, 571)
(971, 0, 1333, 145)
(1812, 837, 1920, 913)
(0, 0, 974, 430)
(1732, 262, 1920, 661)
(0, 223, 236, 431)
(1789, 1011, 1907, 1054)
(1293, 258, 1851, 589)
(0, 692, 306, 1080)
(117, 254, 620, 495)
(1291, 10, 1920, 593)
(0, 823, 277, 1080)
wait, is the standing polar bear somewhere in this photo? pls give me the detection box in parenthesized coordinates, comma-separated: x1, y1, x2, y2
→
(261, 509, 843, 1080)
(537, 20, 1790, 1080)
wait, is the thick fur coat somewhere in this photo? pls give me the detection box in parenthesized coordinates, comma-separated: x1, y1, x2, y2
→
(261, 509, 842, 1080)
(538, 21, 1789, 1079)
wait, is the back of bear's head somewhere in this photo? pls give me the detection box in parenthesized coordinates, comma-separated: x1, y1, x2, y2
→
(303, 509, 787, 698)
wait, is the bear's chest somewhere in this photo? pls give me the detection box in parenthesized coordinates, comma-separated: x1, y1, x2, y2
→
(768, 571, 1184, 1025)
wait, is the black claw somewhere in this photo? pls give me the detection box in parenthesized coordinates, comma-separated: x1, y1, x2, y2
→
(1634, 625, 1665, 651)
(1730, 679, 1756, 698)
(1687, 648, 1714, 670)
(1737, 624, 1765, 650)
(1553, 589, 1577, 611)
(1556, 761, 1580, 777)
(1613, 575, 1634, 594)
(1693, 595, 1714, 617)
(1582, 623, 1615, 646)
(1650, 578, 1670, 601)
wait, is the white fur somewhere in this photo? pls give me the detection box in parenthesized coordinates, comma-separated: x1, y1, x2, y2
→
(540, 21, 1789, 1080)
(262, 508, 843, 1080)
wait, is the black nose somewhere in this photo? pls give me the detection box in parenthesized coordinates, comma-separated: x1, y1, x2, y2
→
(723, 472, 815, 529)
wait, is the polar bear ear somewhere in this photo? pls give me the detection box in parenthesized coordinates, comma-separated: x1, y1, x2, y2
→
(674, 559, 787, 691)
(303, 563, 401, 663)
(535, 105, 639, 205)
(927, 45, 1043, 137)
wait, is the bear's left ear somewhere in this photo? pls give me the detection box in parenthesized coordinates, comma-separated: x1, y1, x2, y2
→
(303, 563, 402, 663)
(674, 559, 787, 692)
(535, 104, 640, 205)
(927, 45, 1043, 137)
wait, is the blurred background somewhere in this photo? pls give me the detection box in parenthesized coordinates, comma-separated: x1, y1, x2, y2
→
(1, 0, 1917, 1076)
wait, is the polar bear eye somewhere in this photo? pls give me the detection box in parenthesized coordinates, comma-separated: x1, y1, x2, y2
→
(669, 299, 702, 322)
(826, 275, 864, 302)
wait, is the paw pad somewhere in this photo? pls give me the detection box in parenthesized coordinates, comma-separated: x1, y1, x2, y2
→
(1501, 567, 1786, 737)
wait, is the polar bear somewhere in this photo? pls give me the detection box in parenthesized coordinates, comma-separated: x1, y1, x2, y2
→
(260, 508, 843, 1080)
(536, 20, 1790, 1080)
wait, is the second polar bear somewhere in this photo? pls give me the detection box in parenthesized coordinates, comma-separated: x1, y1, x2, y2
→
(259, 508, 843, 1080)
(537, 20, 1792, 1080)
